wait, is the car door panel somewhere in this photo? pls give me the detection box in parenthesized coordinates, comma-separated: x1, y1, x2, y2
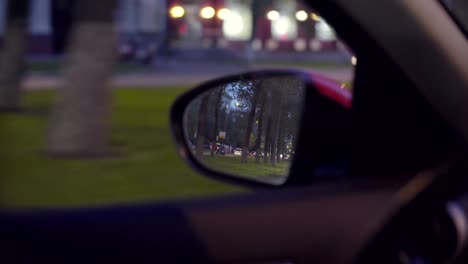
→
(187, 187, 397, 263)
(0, 178, 408, 263)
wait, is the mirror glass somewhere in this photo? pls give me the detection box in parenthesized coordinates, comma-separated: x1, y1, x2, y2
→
(183, 76, 305, 185)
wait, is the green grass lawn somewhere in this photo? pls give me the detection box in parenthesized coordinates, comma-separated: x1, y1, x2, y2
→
(27, 60, 350, 74)
(201, 155, 290, 184)
(27, 61, 147, 74)
(0, 88, 244, 209)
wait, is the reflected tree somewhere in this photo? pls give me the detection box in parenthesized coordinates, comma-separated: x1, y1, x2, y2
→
(262, 77, 304, 166)
(241, 83, 262, 163)
(270, 86, 283, 167)
(263, 89, 273, 164)
(195, 94, 210, 159)
(186, 76, 304, 169)
(209, 88, 224, 157)
(254, 89, 267, 163)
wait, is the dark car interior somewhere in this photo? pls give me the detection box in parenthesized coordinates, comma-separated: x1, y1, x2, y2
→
(1, 0, 468, 263)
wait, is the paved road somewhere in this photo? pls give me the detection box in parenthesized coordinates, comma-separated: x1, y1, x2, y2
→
(23, 67, 353, 90)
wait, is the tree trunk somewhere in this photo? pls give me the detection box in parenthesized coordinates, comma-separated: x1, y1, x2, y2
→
(250, 0, 270, 42)
(281, 136, 287, 161)
(262, 90, 273, 164)
(255, 91, 267, 163)
(246, 0, 270, 61)
(210, 89, 223, 157)
(158, 0, 171, 55)
(241, 87, 261, 163)
(0, 0, 30, 111)
(270, 92, 284, 167)
(263, 117, 272, 164)
(276, 125, 283, 163)
(290, 135, 297, 160)
(47, 0, 117, 157)
(195, 95, 210, 159)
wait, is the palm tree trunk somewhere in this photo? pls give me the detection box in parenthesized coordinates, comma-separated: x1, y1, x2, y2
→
(0, 0, 30, 111)
(47, 0, 117, 157)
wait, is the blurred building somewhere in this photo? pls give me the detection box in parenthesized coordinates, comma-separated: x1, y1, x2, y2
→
(0, 0, 168, 56)
(0, 0, 339, 56)
(167, 0, 338, 52)
(0, 0, 54, 55)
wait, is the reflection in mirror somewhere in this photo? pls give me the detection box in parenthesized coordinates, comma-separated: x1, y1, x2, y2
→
(183, 76, 305, 185)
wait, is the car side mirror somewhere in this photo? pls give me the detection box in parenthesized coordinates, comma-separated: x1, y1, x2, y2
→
(170, 70, 352, 187)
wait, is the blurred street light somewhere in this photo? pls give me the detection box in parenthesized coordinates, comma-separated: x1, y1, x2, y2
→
(200, 6, 216, 19)
(311, 12, 321, 22)
(294, 39, 307, 51)
(274, 17, 291, 35)
(223, 11, 244, 37)
(267, 10, 280, 21)
(169, 5, 185, 19)
(296, 10, 308, 21)
(351, 56, 357, 66)
(217, 8, 231, 20)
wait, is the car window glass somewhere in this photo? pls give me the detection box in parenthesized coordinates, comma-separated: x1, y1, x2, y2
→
(0, 0, 355, 209)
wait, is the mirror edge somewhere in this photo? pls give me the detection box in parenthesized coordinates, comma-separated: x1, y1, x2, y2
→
(170, 69, 307, 189)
